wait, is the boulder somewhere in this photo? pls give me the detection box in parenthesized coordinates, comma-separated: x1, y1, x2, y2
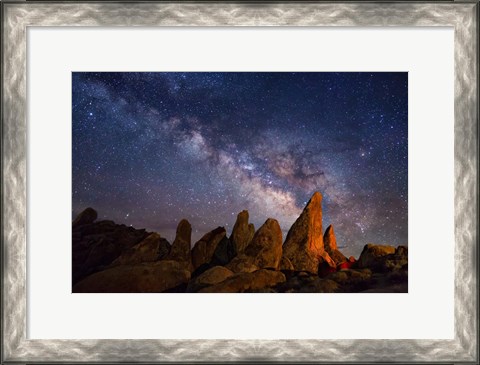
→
(323, 225, 347, 265)
(167, 219, 193, 269)
(282, 192, 335, 274)
(191, 227, 226, 270)
(73, 207, 97, 227)
(357, 244, 396, 269)
(73, 260, 191, 293)
(199, 269, 286, 293)
(187, 266, 234, 292)
(110, 233, 170, 266)
(226, 256, 259, 273)
(230, 210, 255, 254)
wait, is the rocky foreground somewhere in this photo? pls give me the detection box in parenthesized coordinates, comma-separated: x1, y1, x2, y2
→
(72, 192, 408, 293)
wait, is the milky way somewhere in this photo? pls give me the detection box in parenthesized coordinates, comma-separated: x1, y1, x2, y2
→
(72, 72, 408, 257)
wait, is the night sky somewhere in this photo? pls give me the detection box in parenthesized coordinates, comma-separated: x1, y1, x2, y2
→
(72, 72, 408, 257)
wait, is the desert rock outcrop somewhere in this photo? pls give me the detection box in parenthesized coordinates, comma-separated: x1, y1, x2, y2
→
(226, 218, 283, 272)
(73, 207, 98, 227)
(230, 210, 255, 254)
(72, 201, 408, 293)
(282, 192, 335, 274)
(357, 244, 396, 269)
(323, 225, 347, 265)
(187, 266, 234, 292)
(110, 232, 170, 266)
(72, 218, 149, 284)
(191, 227, 226, 270)
(73, 260, 191, 293)
(167, 219, 193, 270)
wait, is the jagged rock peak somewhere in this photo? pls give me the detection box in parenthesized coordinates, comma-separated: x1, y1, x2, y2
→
(323, 225, 347, 265)
(230, 210, 255, 254)
(324, 225, 337, 250)
(73, 207, 98, 227)
(282, 191, 330, 274)
(168, 219, 192, 267)
(310, 191, 323, 204)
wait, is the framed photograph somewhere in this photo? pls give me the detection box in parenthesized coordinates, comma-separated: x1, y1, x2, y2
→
(2, 0, 478, 363)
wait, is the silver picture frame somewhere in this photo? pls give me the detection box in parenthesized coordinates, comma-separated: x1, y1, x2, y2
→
(1, 1, 478, 363)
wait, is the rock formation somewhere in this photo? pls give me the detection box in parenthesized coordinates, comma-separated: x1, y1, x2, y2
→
(230, 210, 255, 254)
(244, 218, 283, 270)
(282, 192, 335, 274)
(226, 256, 259, 273)
(71, 200, 408, 293)
(357, 244, 408, 273)
(187, 266, 234, 292)
(191, 227, 226, 270)
(72, 207, 97, 227)
(72, 213, 149, 284)
(323, 225, 347, 265)
(227, 218, 283, 272)
(357, 244, 396, 269)
(110, 232, 170, 266)
(73, 260, 191, 293)
(211, 236, 236, 266)
(167, 219, 193, 270)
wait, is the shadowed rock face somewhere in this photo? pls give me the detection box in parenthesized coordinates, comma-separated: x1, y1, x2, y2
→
(73, 260, 191, 293)
(282, 192, 335, 274)
(110, 232, 170, 266)
(73, 207, 98, 227)
(167, 219, 192, 269)
(191, 227, 226, 270)
(72, 216, 149, 284)
(323, 225, 347, 265)
(230, 210, 255, 254)
(210, 236, 236, 266)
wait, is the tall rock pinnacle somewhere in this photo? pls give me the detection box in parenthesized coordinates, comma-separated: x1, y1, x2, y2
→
(168, 219, 193, 270)
(282, 192, 335, 274)
(230, 210, 255, 254)
(323, 225, 347, 265)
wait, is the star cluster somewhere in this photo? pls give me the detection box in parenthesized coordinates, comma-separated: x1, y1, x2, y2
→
(72, 72, 408, 257)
